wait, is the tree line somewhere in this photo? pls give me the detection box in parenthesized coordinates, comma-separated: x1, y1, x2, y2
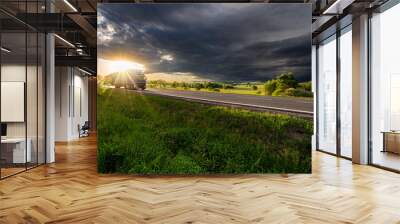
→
(264, 72, 312, 97)
(147, 72, 312, 97)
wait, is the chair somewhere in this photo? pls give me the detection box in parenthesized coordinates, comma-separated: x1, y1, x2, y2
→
(79, 121, 90, 138)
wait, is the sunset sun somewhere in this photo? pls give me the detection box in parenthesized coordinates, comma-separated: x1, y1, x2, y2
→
(98, 58, 145, 75)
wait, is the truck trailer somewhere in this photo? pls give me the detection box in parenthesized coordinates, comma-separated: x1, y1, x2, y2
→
(109, 69, 147, 90)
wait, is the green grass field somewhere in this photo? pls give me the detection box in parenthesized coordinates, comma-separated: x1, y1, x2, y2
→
(97, 88, 312, 174)
(156, 84, 266, 96)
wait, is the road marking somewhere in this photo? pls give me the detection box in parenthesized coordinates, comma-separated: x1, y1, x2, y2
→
(148, 88, 313, 104)
(145, 90, 313, 116)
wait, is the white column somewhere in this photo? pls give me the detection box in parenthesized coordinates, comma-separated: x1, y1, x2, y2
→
(46, 33, 55, 163)
(45, 0, 56, 163)
(55, 67, 73, 141)
(312, 45, 317, 151)
(352, 14, 369, 164)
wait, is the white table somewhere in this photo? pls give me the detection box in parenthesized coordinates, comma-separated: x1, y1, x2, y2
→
(1, 138, 31, 163)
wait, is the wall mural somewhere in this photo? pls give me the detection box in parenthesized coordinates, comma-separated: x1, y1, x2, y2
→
(97, 3, 313, 174)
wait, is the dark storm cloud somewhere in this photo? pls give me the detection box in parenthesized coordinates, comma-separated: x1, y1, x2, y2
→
(98, 3, 311, 82)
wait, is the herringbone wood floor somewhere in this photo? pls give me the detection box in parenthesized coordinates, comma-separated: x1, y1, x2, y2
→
(1, 135, 400, 224)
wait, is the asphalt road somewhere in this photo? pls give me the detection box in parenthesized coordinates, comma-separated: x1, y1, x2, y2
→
(145, 88, 313, 116)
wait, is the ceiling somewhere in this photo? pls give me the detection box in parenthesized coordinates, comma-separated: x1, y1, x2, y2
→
(0, 0, 97, 74)
(0, 0, 392, 74)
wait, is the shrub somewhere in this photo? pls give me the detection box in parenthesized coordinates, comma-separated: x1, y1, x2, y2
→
(223, 84, 234, 89)
(275, 82, 290, 92)
(264, 80, 278, 95)
(285, 88, 313, 97)
(264, 72, 312, 98)
(271, 82, 289, 96)
(272, 88, 285, 96)
(298, 81, 312, 91)
(252, 85, 258, 90)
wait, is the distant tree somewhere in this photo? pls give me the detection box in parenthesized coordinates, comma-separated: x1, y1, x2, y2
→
(205, 82, 223, 89)
(276, 72, 298, 88)
(223, 84, 234, 89)
(252, 85, 258, 90)
(264, 72, 299, 96)
(193, 83, 204, 90)
(153, 80, 167, 88)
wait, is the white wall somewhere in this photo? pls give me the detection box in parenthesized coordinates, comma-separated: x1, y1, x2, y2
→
(1, 65, 26, 136)
(55, 67, 89, 141)
(1, 63, 46, 164)
(1, 65, 35, 138)
(71, 73, 89, 138)
(55, 67, 70, 141)
(1, 64, 25, 81)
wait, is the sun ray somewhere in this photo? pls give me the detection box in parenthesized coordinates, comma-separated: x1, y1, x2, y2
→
(98, 58, 145, 75)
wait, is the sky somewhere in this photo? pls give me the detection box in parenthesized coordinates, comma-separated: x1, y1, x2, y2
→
(98, 4, 311, 82)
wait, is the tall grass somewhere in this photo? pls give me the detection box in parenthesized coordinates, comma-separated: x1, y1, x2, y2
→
(97, 88, 312, 174)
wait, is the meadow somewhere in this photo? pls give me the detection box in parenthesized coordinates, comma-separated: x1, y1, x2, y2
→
(147, 81, 267, 96)
(147, 74, 312, 98)
(97, 88, 313, 174)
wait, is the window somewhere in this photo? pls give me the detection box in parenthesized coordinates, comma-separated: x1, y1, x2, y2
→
(339, 26, 352, 158)
(370, 3, 400, 171)
(317, 35, 337, 154)
(0, 2, 46, 179)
